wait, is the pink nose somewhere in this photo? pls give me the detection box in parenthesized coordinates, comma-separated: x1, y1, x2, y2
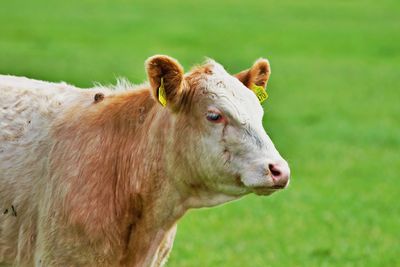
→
(268, 162, 290, 188)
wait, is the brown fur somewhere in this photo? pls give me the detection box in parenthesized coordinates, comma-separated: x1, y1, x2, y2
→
(235, 58, 271, 88)
(42, 89, 180, 266)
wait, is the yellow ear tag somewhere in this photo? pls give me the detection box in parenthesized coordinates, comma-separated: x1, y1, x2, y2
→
(158, 78, 167, 107)
(250, 84, 269, 104)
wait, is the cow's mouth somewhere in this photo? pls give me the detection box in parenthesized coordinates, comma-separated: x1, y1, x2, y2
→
(233, 174, 287, 196)
(251, 185, 285, 196)
(270, 184, 286, 189)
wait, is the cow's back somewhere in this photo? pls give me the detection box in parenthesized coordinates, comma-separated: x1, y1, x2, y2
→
(0, 75, 96, 265)
(0, 75, 84, 183)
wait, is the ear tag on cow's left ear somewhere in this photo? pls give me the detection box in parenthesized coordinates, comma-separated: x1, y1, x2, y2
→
(250, 84, 269, 104)
(158, 77, 167, 107)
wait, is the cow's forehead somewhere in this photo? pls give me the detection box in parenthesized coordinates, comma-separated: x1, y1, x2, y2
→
(196, 60, 264, 124)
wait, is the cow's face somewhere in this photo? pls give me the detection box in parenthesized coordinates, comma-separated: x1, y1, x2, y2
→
(146, 56, 290, 200)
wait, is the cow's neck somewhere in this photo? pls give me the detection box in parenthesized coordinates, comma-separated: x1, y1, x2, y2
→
(53, 90, 186, 266)
(98, 91, 188, 265)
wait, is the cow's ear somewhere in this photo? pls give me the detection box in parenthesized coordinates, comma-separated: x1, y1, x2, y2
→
(234, 58, 271, 89)
(146, 55, 184, 108)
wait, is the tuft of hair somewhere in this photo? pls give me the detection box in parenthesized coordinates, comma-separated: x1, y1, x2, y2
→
(93, 78, 149, 92)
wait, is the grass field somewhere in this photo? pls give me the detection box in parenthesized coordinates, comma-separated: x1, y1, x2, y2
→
(1, 0, 399, 266)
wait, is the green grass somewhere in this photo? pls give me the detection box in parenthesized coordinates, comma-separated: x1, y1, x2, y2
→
(1, 0, 399, 266)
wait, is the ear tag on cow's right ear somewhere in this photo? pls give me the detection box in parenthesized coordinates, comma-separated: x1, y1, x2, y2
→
(158, 78, 167, 107)
(250, 84, 269, 104)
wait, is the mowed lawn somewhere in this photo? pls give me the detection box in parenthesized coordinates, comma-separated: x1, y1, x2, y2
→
(1, 0, 399, 266)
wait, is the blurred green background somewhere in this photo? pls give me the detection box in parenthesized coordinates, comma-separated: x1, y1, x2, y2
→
(1, 0, 399, 266)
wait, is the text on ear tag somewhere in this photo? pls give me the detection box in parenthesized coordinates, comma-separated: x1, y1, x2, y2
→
(158, 78, 167, 107)
(250, 84, 269, 103)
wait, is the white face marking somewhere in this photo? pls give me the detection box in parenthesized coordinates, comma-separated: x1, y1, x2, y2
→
(189, 60, 289, 196)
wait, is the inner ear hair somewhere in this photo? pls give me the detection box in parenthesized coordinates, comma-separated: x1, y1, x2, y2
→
(146, 55, 184, 104)
(235, 58, 271, 88)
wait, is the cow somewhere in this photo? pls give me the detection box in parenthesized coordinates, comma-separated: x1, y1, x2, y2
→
(0, 55, 290, 267)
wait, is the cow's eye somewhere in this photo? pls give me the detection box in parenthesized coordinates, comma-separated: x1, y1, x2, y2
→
(206, 111, 223, 123)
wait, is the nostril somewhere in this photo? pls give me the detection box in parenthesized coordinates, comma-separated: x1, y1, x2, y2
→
(268, 164, 281, 177)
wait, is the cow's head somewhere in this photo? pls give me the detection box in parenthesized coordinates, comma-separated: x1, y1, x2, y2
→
(146, 55, 290, 203)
